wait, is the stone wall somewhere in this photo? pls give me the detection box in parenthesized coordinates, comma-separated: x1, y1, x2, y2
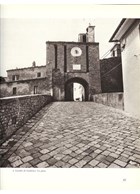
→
(100, 57, 123, 93)
(0, 94, 52, 144)
(92, 92, 124, 110)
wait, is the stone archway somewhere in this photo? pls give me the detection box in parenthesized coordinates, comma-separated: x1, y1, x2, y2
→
(65, 77, 89, 101)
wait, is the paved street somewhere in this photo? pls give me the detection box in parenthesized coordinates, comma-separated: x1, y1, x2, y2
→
(0, 102, 140, 168)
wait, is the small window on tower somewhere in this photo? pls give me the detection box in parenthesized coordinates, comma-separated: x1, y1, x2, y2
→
(37, 72, 41, 77)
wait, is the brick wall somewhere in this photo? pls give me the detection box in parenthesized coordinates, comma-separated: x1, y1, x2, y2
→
(92, 92, 124, 110)
(0, 94, 52, 144)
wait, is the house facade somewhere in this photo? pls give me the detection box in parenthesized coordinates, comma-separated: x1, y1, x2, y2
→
(110, 19, 140, 118)
(0, 65, 50, 97)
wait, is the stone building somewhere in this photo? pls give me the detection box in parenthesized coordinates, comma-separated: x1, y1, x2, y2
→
(109, 18, 140, 118)
(0, 64, 49, 97)
(0, 24, 123, 100)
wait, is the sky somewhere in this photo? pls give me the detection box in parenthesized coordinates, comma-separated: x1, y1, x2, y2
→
(1, 4, 139, 77)
(0, 17, 121, 77)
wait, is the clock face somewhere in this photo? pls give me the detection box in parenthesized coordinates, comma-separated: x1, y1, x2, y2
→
(71, 47, 82, 57)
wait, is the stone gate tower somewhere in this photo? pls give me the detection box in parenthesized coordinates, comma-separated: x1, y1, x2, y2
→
(46, 25, 101, 101)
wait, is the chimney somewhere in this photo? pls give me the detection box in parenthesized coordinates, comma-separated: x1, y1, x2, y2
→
(86, 25, 95, 42)
(32, 61, 36, 67)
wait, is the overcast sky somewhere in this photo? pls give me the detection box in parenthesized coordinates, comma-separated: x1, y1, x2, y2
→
(2, 4, 138, 77)
(1, 17, 121, 77)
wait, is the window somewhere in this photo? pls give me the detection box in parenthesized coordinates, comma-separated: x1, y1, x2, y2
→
(34, 86, 38, 94)
(16, 75, 19, 80)
(12, 75, 19, 81)
(12, 75, 15, 81)
(13, 87, 17, 95)
(37, 72, 41, 77)
(112, 50, 115, 57)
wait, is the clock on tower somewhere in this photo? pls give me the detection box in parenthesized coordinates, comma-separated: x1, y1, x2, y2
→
(70, 47, 82, 57)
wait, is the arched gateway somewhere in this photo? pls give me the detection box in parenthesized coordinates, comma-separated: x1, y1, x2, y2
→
(46, 25, 101, 101)
(65, 77, 89, 101)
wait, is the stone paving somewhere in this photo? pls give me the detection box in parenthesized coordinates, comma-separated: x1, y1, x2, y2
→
(0, 102, 140, 168)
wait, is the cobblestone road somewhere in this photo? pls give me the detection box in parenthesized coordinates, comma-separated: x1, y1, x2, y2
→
(1, 102, 140, 168)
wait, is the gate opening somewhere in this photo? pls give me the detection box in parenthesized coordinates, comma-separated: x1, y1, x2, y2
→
(73, 83, 85, 101)
(65, 78, 89, 101)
